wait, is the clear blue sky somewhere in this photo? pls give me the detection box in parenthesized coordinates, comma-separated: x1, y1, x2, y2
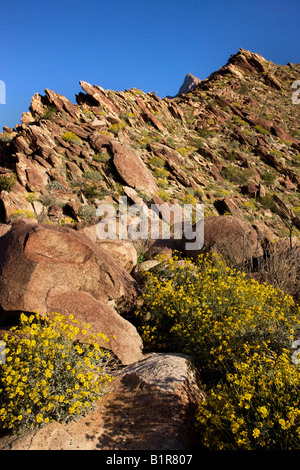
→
(1, 0, 299, 130)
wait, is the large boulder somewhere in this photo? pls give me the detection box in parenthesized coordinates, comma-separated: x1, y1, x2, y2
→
(110, 140, 159, 196)
(184, 215, 263, 266)
(0, 220, 142, 364)
(75, 222, 138, 272)
(0, 353, 204, 450)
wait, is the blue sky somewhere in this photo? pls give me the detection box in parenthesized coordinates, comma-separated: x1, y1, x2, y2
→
(1, 0, 299, 130)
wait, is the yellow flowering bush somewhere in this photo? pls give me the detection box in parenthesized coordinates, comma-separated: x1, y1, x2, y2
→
(136, 253, 300, 449)
(0, 312, 112, 434)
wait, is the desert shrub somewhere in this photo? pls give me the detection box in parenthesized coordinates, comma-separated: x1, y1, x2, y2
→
(148, 156, 165, 168)
(254, 125, 271, 136)
(82, 109, 95, 121)
(154, 168, 169, 179)
(182, 194, 196, 205)
(0, 133, 14, 143)
(10, 209, 35, 219)
(157, 179, 169, 189)
(136, 253, 300, 449)
(238, 82, 249, 95)
(38, 193, 57, 207)
(260, 170, 277, 186)
(83, 170, 103, 182)
(41, 106, 57, 121)
(177, 148, 188, 157)
(291, 154, 300, 168)
(78, 204, 97, 220)
(232, 116, 248, 126)
(269, 149, 283, 158)
(93, 152, 111, 163)
(221, 164, 254, 185)
(256, 243, 300, 302)
(292, 129, 300, 140)
(258, 195, 276, 211)
(26, 193, 38, 203)
(108, 122, 124, 135)
(81, 182, 104, 201)
(62, 132, 82, 146)
(157, 190, 171, 202)
(46, 181, 67, 191)
(0, 312, 112, 434)
(0, 174, 16, 192)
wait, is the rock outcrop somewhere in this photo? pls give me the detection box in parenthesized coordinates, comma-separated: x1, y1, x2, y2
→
(0, 47, 299, 450)
(0, 220, 142, 364)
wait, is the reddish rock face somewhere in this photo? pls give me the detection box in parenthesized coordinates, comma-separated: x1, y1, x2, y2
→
(110, 141, 159, 196)
(184, 215, 263, 266)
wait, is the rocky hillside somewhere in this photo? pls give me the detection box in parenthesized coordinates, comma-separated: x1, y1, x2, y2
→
(0, 48, 299, 242)
(0, 48, 299, 450)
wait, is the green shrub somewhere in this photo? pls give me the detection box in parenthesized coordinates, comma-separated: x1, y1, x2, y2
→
(182, 194, 196, 205)
(157, 190, 171, 201)
(157, 179, 169, 189)
(0, 312, 112, 434)
(291, 154, 300, 168)
(154, 168, 169, 179)
(261, 170, 277, 186)
(41, 106, 57, 121)
(108, 122, 124, 135)
(269, 149, 283, 158)
(221, 165, 254, 185)
(258, 195, 276, 211)
(238, 82, 249, 95)
(136, 253, 300, 450)
(10, 209, 35, 219)
(26, 193, 38, 203)
(81, 182, 104, 201)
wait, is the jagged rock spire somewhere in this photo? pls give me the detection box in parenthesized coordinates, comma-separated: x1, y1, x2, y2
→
(176, 73, 201, 96)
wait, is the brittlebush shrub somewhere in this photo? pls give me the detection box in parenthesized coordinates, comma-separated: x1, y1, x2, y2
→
(135, 253, 300, 450)
(0, 312, 112, 434)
